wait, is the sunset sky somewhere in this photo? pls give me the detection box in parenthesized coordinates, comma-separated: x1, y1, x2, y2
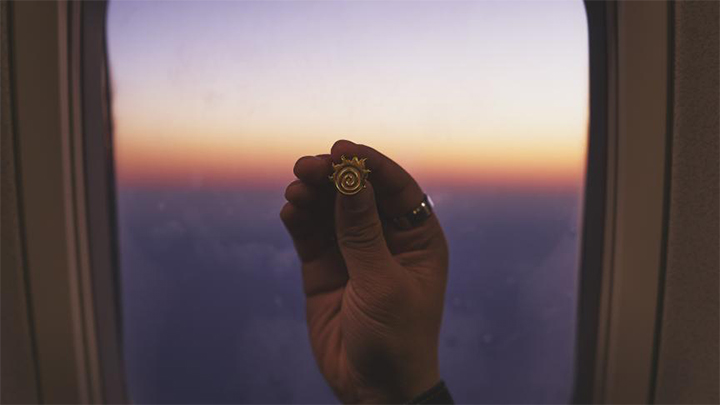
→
(107, 0, 588, 189)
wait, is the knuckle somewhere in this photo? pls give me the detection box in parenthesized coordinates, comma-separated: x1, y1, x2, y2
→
(279, 203, 295, 224)
(284, 180, 301, 201)
(292, 156, 313, 177)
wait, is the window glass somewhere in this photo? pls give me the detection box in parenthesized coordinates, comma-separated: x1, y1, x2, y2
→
(107, 1, 588, 403)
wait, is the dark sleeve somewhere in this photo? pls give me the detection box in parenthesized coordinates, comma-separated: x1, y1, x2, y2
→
(407, 380, 454, 404)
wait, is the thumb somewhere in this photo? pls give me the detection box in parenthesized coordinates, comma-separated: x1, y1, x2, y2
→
(335, 181, 394, 280)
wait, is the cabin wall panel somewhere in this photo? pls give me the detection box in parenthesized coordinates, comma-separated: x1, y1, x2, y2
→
(655, 1, 719, 403)
(0, 2, 41, 403)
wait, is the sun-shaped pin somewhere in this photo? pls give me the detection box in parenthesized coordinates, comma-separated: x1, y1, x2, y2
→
(329, 155, 371, 196)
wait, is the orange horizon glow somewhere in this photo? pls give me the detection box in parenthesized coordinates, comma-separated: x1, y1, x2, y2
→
(114, 129, 587, 189)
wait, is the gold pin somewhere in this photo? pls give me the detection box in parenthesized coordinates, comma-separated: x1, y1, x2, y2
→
(329, 155, 371, 196)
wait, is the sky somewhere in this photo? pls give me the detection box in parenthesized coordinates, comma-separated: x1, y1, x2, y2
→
(107, 0, 588, 189)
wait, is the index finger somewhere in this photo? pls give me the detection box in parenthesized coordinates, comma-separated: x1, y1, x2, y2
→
(330, 139, 424, 218)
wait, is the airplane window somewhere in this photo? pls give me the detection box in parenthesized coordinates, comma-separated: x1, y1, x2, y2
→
(107, 1, 588, 403)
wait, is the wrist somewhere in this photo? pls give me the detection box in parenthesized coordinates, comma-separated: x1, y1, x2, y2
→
(353, 367, 441, 404)
(407, 380, 454, 405)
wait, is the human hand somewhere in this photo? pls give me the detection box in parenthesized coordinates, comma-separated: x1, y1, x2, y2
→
(280, 140, 449, 404)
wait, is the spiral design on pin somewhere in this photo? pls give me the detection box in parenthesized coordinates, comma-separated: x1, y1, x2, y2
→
(337, 166, 363, 194)
(330, 155, 370, 196)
